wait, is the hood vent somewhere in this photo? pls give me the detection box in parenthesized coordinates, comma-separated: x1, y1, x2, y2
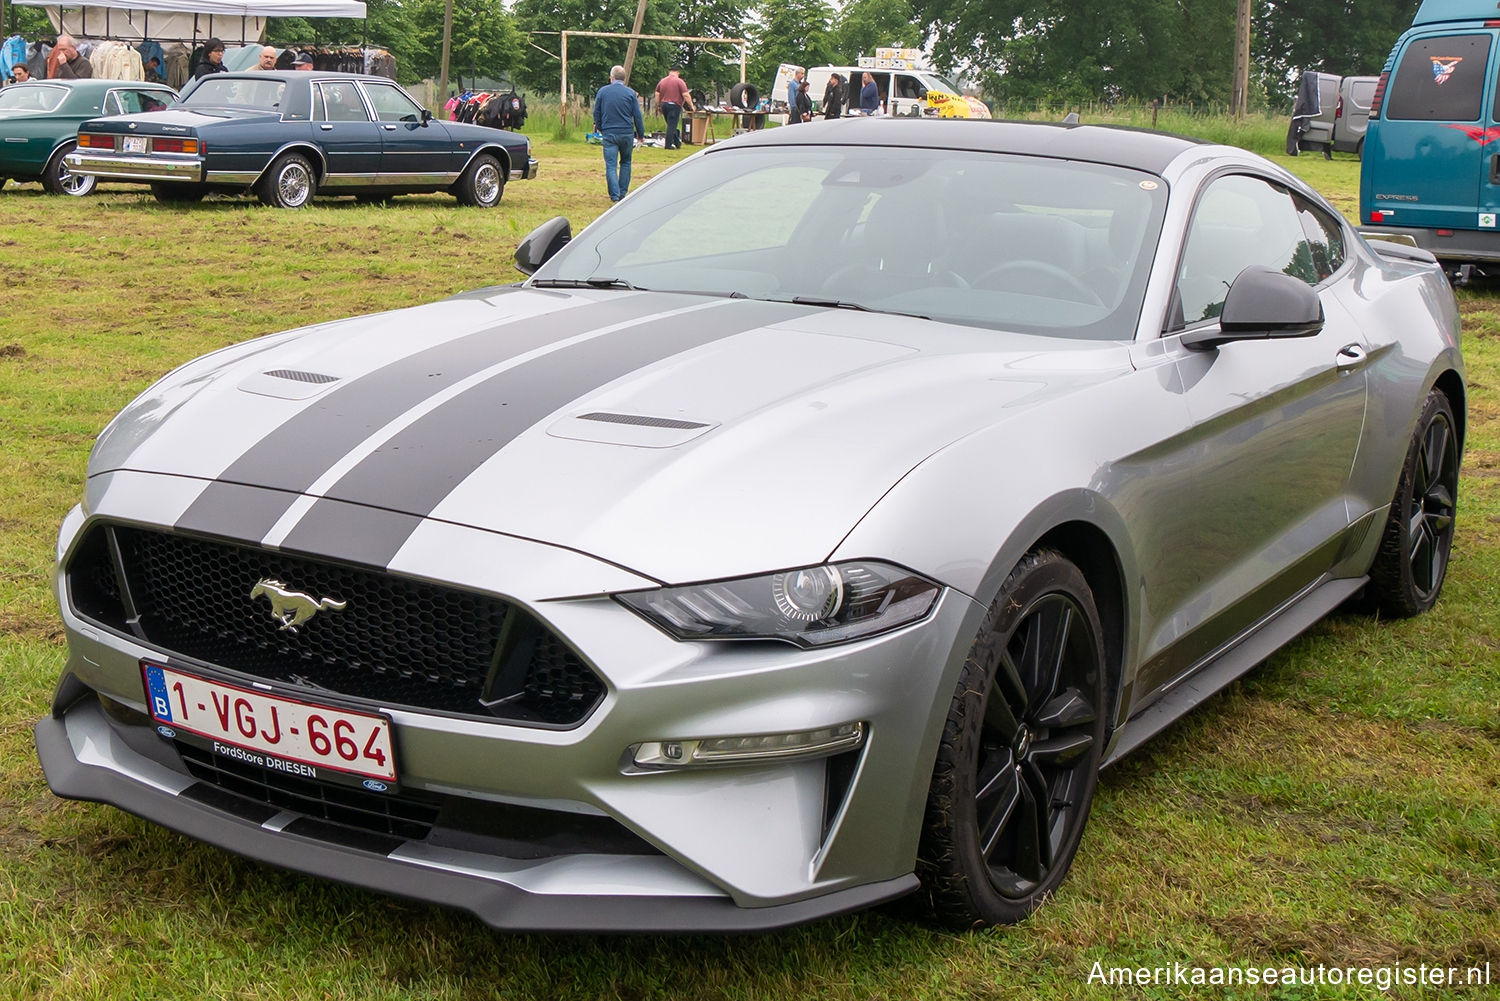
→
(548, 411, 719, 449)
(239, 368, 343, 401)
(577, 412, 709, 431)
(265, 368, 339, 385)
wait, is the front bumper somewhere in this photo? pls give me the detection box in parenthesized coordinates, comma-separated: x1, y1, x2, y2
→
(35, 699, 915, 932)
(65, 151, 204, 183)
(520, 156, 539, 180)
(40, 472, 983, 930)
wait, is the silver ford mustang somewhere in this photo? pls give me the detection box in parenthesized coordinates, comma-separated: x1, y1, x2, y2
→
(36, 119, 1464, 932)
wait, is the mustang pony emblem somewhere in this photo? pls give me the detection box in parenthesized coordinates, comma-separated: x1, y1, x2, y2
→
(250, 578, 346, 632)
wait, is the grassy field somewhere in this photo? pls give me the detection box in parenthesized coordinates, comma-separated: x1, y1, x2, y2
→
(0, 131, 1497, 1001)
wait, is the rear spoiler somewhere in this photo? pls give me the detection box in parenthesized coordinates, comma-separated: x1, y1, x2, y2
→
(1359, 232, 1439, 265)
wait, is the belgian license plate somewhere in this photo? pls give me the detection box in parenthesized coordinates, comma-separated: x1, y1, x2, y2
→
(142, 662, 398, 788)
(123, 136, 146, 154)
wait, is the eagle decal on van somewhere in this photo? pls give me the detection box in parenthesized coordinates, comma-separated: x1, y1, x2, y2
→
(1431, 56, 1463, 85)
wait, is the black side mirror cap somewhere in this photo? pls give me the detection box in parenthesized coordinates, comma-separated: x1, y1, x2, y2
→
(514, 216, 572, 275)
(1182, 265, 1325, 351)
(421, 108, 432, 125)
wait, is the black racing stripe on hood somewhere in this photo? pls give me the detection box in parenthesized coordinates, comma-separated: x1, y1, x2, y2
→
(176, 293, 677, 539)
(278, 299, 813, 557)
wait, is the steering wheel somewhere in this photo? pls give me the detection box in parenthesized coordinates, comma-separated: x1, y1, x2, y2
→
(973, 260, 1105, 306)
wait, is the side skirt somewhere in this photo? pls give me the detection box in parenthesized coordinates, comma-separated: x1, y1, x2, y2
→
(1102, 574, 1367, 768)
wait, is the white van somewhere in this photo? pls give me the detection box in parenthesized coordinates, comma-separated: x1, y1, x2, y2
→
(804, 64, 987, 118)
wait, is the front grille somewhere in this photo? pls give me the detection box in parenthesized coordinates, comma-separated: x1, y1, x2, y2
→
(172, 737, 660, 858)
(67, 524, 605, 725)
(176, 739, 440, 839)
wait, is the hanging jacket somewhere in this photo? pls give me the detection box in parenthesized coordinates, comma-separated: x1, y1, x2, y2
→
(2, 35, 27, 80)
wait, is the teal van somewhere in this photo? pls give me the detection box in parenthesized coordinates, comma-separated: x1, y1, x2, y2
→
(1360, 0, 1500, 265)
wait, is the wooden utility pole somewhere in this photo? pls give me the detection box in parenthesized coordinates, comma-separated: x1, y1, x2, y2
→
(438, 0, 455, 109)
(622, 0, 648, 83)
(1231, 0, 1251, 117)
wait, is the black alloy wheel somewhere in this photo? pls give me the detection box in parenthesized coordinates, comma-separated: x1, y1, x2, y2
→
(1369, 389, 1460, 617)
(919, 548, 1108, 928)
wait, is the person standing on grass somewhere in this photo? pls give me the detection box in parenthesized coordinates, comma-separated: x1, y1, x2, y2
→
(594, 64, 644, 202)
(822, 72, 845, 119)
(7, 64, 31, 84)
(251, 46, 278, 70)
(787, 68, 808, 124)
(654, 68, 694, 150)
(859, 71, 881, 115)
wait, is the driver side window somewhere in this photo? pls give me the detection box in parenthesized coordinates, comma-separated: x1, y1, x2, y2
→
(1172, 174, 1318, 329)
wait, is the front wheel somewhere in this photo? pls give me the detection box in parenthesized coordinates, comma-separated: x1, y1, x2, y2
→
(918, 549, 1108, 928)
(455, 154, 503, 207)
(43, 143, 96, 197)
(256, 152, 317, 209)
(1368, 390, 1460, 617)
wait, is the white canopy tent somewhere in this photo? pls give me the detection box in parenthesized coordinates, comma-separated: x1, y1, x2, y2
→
(13, 0, 365, 44)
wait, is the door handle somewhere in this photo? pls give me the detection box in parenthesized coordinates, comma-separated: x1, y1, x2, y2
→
(320, 124, 334, 131)
(1335, 343, 1367, 372)
(381, 124, 397, 131)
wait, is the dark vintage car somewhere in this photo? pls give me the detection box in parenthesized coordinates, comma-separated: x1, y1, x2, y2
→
(0, 78, 176, 196)
(64, 70, 537, 208)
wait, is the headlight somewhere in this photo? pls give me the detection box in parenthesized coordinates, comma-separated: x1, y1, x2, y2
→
(616, 561, 940, 647)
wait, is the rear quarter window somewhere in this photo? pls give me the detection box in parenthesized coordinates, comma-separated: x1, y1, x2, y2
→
(1386, 33, 1491, 121)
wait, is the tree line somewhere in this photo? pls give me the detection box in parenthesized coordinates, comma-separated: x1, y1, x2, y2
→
(3, 0, 1420, 107)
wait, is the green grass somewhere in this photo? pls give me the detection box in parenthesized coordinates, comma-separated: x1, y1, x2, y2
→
(1, 134, 1497, 1001)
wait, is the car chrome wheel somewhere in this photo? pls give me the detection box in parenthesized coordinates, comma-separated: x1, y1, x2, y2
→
(278, 162, 311, 207)
(475, 163, 501, 203)
(257, 152, 317, 209)
(919, 549, 1107, 928)
(456, 154, 503, 207)
(1370, 390, 1460, 617)
(45, 143, 96, 197)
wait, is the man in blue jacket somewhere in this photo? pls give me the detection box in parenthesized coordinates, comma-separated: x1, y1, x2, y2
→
(593, 65, 645, 202)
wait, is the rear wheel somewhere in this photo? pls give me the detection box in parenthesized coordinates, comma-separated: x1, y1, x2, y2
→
(918, 549, 1107, 928)
(1368, 390, 1459, 617)
(256, 152, 316, 209)
(455, 154, 503, 207)
(43, 142, 96, 197)
(150, 182, 207, 204)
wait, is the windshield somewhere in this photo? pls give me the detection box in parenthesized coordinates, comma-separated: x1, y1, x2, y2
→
(0, 84, 67, 112)
(535, 146, 1167, 340)
(182, 78, 286, 111)
(923, 74, 962, 96)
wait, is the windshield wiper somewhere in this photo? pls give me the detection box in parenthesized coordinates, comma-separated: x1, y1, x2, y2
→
(787, 296, 931, 320)
(790, 295, 872, 311)
(530, 277, 645, 290)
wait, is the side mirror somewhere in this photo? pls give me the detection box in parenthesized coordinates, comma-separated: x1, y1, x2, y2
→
(515, 216, 572, 275)
(1182, 265, 1325, 351)
(420, 108, 433, 126)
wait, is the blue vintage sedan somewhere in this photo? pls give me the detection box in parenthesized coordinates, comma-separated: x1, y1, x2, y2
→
(65, 70, 537, 208)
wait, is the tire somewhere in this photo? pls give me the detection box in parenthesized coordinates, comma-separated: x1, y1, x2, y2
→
(918, 549, 1108, 928)
(0, 177, 8, 191)
(1368, 390, 1459, 618)
(1356, 138, 1364, 161)
(150, 182, 207, 204)
(729, 82, 759, 110)
(454, 154, 503, 208)
(43, 142, 96, 197)
(256, 152, 317, 209)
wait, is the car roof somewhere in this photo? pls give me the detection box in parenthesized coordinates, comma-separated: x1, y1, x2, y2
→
(13, 78, 168, 93)
(713, 118, 1206, 175)
(209, 70, 395, 84)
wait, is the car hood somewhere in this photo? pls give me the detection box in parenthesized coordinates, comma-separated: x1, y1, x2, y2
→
(91, 288, 1132, 583)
